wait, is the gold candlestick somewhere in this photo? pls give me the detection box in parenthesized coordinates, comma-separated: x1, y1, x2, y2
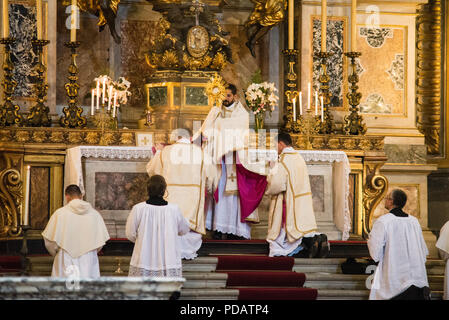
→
(297, 107, 322, 150)
(27, 40, 51, 127)
(282, 49, 299, 132)
(315, 51, 335, 134)
(60, 41, 87, 128)
(0, 38, 23, 127)
(91, 101, 117, 146)
(344, 51, 366, 135)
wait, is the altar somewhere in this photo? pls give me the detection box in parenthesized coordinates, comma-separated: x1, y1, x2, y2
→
(64, 145, 351, 240)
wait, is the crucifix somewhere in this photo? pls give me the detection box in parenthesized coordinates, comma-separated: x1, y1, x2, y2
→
(228, 172, 237, 182)
(189, 0, 205, 26)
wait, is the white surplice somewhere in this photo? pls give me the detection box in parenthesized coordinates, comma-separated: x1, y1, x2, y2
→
(436, 220, 449, 300)
(126, 202, 190, 277)
(367, 212, 429, 300)
(42, 199, 110, 278)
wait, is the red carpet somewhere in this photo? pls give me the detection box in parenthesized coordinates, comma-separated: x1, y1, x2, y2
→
(225, 271, 305, 287)
(214, 255, 318, 300)
(215, 255, 295, 271)
(0, 256, 21, 269)
(238, 288, 318, 300)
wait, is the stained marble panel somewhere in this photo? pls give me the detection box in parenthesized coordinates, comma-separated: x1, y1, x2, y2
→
(30, 167, 50, 230)
(94, 172, 149, 210)
(373, 185, 420, 219)
(358, 26, 406, 115)
(312, 17, 347, 109)
(310, 175, 324, 213)
(9, 3, 38, 99)
(384, 144, 427, 164)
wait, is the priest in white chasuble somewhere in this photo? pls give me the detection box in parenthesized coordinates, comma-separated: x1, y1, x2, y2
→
(193, 83, 268, 240)
(147, 129, 218, 259)
(436, 220, 449, 300)
(265, 132, 324, 258)
(42, 185, 110, 278)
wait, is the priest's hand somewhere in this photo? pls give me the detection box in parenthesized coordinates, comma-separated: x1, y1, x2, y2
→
(155, 143, 164, 151)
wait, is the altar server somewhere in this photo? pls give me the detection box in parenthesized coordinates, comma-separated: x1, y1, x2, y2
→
(147, 129, 218, 259)
(368, 189, 430, 300)
(436, 219, 449, 300)
(126, 175, 190, 277)
(42, 185, 110, 278)
(265, 132, 326, 258)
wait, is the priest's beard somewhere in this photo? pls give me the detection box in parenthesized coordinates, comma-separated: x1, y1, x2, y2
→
(222, 99, 234, 107)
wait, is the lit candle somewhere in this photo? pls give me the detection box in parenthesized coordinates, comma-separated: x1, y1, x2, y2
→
(23, 165, 30, 226)
(299, 91, 303, 115)
(2, 0, 9, 38)
(107, 86, 113, 111)
(307, 82, 311, 109)
(321, 0, 327, 52)
(315, 91, 318, 115)
(91, 89, 95, 116)
(96, 80, 100, 109)
(102, 77, 106, 105)
(351, 0, 357, 52)
(70, 0, 77, 42)
(113, 91, 117, 110)
(292, 97, 296, 121)
(112, 103, 116, 118)
(288, 0, 294, 49)
(320, 96, 324, 122)
(36, 0, 42, 40)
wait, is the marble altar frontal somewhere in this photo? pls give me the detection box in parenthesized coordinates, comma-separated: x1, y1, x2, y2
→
(84, 159, 150, 239)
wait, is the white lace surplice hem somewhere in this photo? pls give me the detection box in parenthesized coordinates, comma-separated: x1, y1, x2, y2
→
(128, 265, 182, 278)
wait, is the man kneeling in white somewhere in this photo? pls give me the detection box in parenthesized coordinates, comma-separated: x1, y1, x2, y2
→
(147, 129, 217, 260)
(42, 185, 110, 278)
(265, 132, 325, 258)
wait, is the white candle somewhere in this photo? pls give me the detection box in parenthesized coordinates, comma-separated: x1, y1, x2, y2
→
(315, 91, 318, 115)
(288, 0, 294, 49)
(299, 92, 303, 115)
(36, 0, 42, 40)
(102, 77, 106, 104)
(112, 103, 116, 118)
(96, 80, 100, 109)
(321, 0, 327, 52)
(351, 0, 357, 52)
(107, 86, 113, 111)
(292, 97, 296, 121)
(70, 0, 76, 42)
(91, 89, 95, 116)
(320, 96, 324, 122)
(307, 82, 311, 109)
(113, 91, 117, 110)
(2, 0, 9, 38)
(23, 165, 30, 226)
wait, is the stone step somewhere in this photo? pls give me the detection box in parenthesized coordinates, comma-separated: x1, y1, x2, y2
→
(316, 289, 369, 300)
(179, 288, 239, 300)
(293, 258, 346, 273)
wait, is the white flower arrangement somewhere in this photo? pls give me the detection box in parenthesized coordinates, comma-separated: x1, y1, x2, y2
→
(93, 75, 132, 106)
(244, 82, 279, 115)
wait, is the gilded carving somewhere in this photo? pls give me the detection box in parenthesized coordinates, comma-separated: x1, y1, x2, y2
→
(49, 131, 65, 143)
(416, 0, 441, 155)
(120, 133, 134, 145)
(32, 131, 47, 143)
(85, 132, 100, 145)
(15, 131, 30, 143)
(68, 132, 84, 144)
(362, 162, 388, 236)
(342, 138, 356, 150)
(327, 138, 340, 150)
(358, 139, 371, 151)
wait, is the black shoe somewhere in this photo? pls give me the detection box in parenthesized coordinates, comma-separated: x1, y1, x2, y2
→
(308, 235, 320, 258)
(317, 234, 329, 258)
(212, 231, 223, 240)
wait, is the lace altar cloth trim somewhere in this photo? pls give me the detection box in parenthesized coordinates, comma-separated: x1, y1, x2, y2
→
(128, 265, 182, 278)
(80, 146, 153, 160)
